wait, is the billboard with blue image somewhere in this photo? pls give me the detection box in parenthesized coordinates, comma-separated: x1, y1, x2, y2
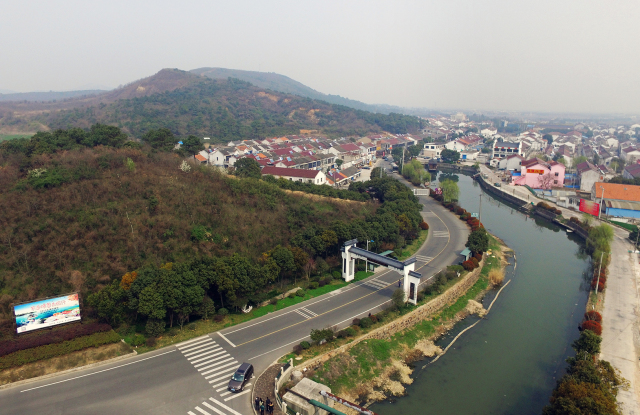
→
(14, 293, 81, 334)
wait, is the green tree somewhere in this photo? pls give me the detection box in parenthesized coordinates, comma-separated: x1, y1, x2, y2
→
(440, 179, 459, 202)
(87, 280, 127, 325)
(182, 135, 204, 155)
(271, 245, 296, 274)
(441, 149, 460, 163)
(145, 319, 166, 337)
(197, 296, 216, 320)
(543, 134, 553, 145)
(335, 159, 344, 169)
(407, 144, 422, 158)
(572, 330, 602, 355)
(573, 155, 588, 166)
(391, 288, 406, 309)
(466, 228, 489, 254)
(234, 158, 261, 179)
(142, 128, 176, 151)
(138, 285, 166, 320)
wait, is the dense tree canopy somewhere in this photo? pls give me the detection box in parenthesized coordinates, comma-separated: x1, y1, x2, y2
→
(441, 149, 460, 163)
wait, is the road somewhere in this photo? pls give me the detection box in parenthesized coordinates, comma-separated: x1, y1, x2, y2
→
(0, 162, 469, 415)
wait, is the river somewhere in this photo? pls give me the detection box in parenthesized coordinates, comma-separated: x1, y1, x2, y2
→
(370, 171, 591, 415)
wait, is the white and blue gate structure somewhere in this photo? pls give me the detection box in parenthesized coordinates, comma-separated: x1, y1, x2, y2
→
(341, 239, 422, 305)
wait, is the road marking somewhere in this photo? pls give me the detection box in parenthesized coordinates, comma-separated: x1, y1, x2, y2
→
(299, 307, 317, 317)
(180, 341, 217, 354)
(294, 309, 313, 319)
(198, 357, 236, 372)
(209, 397, 243, 415)
(195, 406, 212, 415)
(20, 350, 175, 393)
(204, 362, 239, 378)
(194, 354, 231, 368)
(224, 388, 252, 401)
(183, 343, 218, 357)
(363, 279, 389, 289)
(201, 401, 228, 415)
(416, 255, 433, 262)
(207, 368, 236, 383)
(178, 337, 211, 350)
(188, 411, 198, 415)
(189, 348, 225, 363)
(217, 332, 236, 348)
(184, 345, 220, 359)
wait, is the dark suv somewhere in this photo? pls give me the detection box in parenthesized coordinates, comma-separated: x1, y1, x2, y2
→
(228, 362, 253, 392)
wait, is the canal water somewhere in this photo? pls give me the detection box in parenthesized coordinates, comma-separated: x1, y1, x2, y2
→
(370, 172, 591, 415)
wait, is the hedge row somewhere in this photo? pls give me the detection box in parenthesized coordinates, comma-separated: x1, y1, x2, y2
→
(537, 201, 562, 215)
(0, 323, 113, 357)
(0, 330, 121, 371)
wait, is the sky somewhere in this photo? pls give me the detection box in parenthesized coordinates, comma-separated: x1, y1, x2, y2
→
(1, 0, 639, 114)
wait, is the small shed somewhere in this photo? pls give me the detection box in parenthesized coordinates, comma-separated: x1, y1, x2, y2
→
(460, 248, 472, 261)
(283, 378, 334, 415)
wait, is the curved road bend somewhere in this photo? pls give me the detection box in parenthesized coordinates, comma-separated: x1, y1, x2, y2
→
(0, 174, 468, 415)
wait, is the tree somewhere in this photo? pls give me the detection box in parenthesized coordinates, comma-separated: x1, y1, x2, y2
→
(182, 135, 204, 155)
(391, 288, 406, 309)
(543, 134, 553, 145)
(145, 319, 165, 337)
(572, 330, 601, 355)
(466, 228, 489, 254)
(335, 159, 344, 169)
(270, 245, 296, 275)
(142, 128, 176, 151)
(441, 149, 460, 163)
(440, 179, 459, 202)
(407, 144, 422, 158)
(138, 285, 166, 320)
(87, 280, 127, 325)
(198, 296, 216, 320)
(573, 155, 588, 166)
(234, 158, 261, 179)
(539, 173, 555, 189)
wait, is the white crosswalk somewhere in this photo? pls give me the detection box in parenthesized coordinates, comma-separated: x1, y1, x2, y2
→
(432, 231, 449, 238)
(178, 336, 252, 409)
(363, 278, 390, 290)
(294, 306, 317, 319)
(415, 255, 433, 263)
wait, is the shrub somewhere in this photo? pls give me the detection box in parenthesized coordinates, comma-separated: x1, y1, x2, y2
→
(554, 209, 562, 215)
(448, 265, 464, 273)
(145, 337, 157, 347)
(309, 282, 319, 289)
(584, 311, 602, 322)
(300, 341, 311, 349)
(590, 279, 605, 292)
(581, 320, 603, 336)
(217, 308, 229, 315)
(488, 268, 505, 286)
(187, 323, 196, 331)
(296, 289, 305, 297)
(462, 260, 475, 271)
(359, 317, 373, 329)
(460, 214, 469, 220)
(0, 323, 113, 358)
(417, 291, 425, 302)
(332, 271, 341, 280)
(352, 318, 361, 326)
(419, 221, 429, 230)
(130, 334, 145, 346)
(471, 257, 479, 267)
(473, 253, 483, 261)
(213, 314, 225, 322)
(310, 328, 335, 343)
(369, 315, 378, 323)
(318, 280, 327, 288)
(293, 344, 303, 355)
(0, 331, 121, 371)
(270, 298, 278, 306)
(288, 292, 296, 299)
(145, 319, 165, 338)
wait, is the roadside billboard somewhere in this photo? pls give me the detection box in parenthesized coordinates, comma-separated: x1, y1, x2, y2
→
(14, 293, 81, 334)
(579, 199, 600, 216)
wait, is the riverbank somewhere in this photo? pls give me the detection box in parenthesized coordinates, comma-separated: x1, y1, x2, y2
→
(283, 234, 510, 410)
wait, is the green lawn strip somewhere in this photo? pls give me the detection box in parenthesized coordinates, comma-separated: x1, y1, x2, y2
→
(610, 220, 637, 232)
(397, 229, 428, 260)
(0, 330, 121, 371)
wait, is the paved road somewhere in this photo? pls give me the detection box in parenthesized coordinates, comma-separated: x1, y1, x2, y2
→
(0, 167, 469, 415)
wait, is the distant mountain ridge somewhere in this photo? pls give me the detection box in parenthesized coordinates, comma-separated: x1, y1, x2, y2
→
(190, 67, 415, 115)
(0, 90, 108, 102)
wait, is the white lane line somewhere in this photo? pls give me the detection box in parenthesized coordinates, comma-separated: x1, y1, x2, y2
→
(177, 338, 211, 350)
(215, 383, 229, 392)
(224, 388, 252, 401)
(189, 348, 225, 363)
(181, 342, 217, 355)
(299, 307, 317, 317)
(193, 353, 231, 368)
(209, 397, 243, 415)
(188, 411, 198, 415)
(21, 350, 176, 393)
(198, 357, 235, 372)
(183, 344, 218, 357)
(201, 401, 226, 415)
(219, 391, 231, 397)
(195, 406, 211, 415)
(185, 345, 218, 360)
(177, 335, 211, 348)
(217, 332, 236, 348)
(202, 361, 238, 377)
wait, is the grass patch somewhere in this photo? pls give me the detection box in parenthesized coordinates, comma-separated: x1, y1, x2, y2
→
(610, 220, 637, 232)
(398, 229, 428, 260)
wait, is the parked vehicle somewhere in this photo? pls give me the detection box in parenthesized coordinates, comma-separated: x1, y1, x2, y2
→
(494, 182, 501, 187)
(228, 363, 253, 392)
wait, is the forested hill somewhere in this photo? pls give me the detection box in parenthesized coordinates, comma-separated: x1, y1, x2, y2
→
(190, 67, 409, 115)
(0, 69, 424, 143)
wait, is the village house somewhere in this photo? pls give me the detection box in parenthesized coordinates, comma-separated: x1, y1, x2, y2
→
(492, 141, 523, 159)
(511, 158, 565, 189)
(261, 166, 327, 185)
(576, 161, 606, 192)
(592, 182, 640, 219)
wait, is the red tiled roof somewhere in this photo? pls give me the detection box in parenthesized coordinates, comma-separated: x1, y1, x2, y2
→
(594, 182, 640, 202)
(261, 166, 322, 179)
(195, 154, 207, 162)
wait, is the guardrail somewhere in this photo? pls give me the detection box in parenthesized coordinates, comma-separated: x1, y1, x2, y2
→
(275, 359, 295, 413)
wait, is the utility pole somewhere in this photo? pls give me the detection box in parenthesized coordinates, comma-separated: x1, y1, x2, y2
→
(479, 193, 482, 223)
(598, 185, 605, 219)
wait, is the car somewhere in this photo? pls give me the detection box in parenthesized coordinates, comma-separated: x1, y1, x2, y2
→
(362, 166, 371, 169)
(494, 182, 501, 187)
(228, 362, 253, 392)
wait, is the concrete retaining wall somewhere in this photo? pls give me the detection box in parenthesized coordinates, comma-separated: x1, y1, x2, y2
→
(476, 177, 528, 207)
(533, 207, 558, 221)
(436, 164, 478, 174)
(301, 261, 485, 369)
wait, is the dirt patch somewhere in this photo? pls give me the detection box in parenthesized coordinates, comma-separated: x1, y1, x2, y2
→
(284, 189, 367, 206)
(0, 341, 133, 386)
(256, 91, 279, 102)
(465, 300, 487, 317)
(413, 339, 442, 357)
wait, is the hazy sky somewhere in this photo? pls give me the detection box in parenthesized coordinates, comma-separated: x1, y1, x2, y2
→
(1, 1, 639, 113)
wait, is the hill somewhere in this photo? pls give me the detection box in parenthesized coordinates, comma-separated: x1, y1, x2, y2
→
(0, 69, 425, 142)
(0, 90, 108, 103)
(190, 67, 407, 114)
(0, 126, 424, 323)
